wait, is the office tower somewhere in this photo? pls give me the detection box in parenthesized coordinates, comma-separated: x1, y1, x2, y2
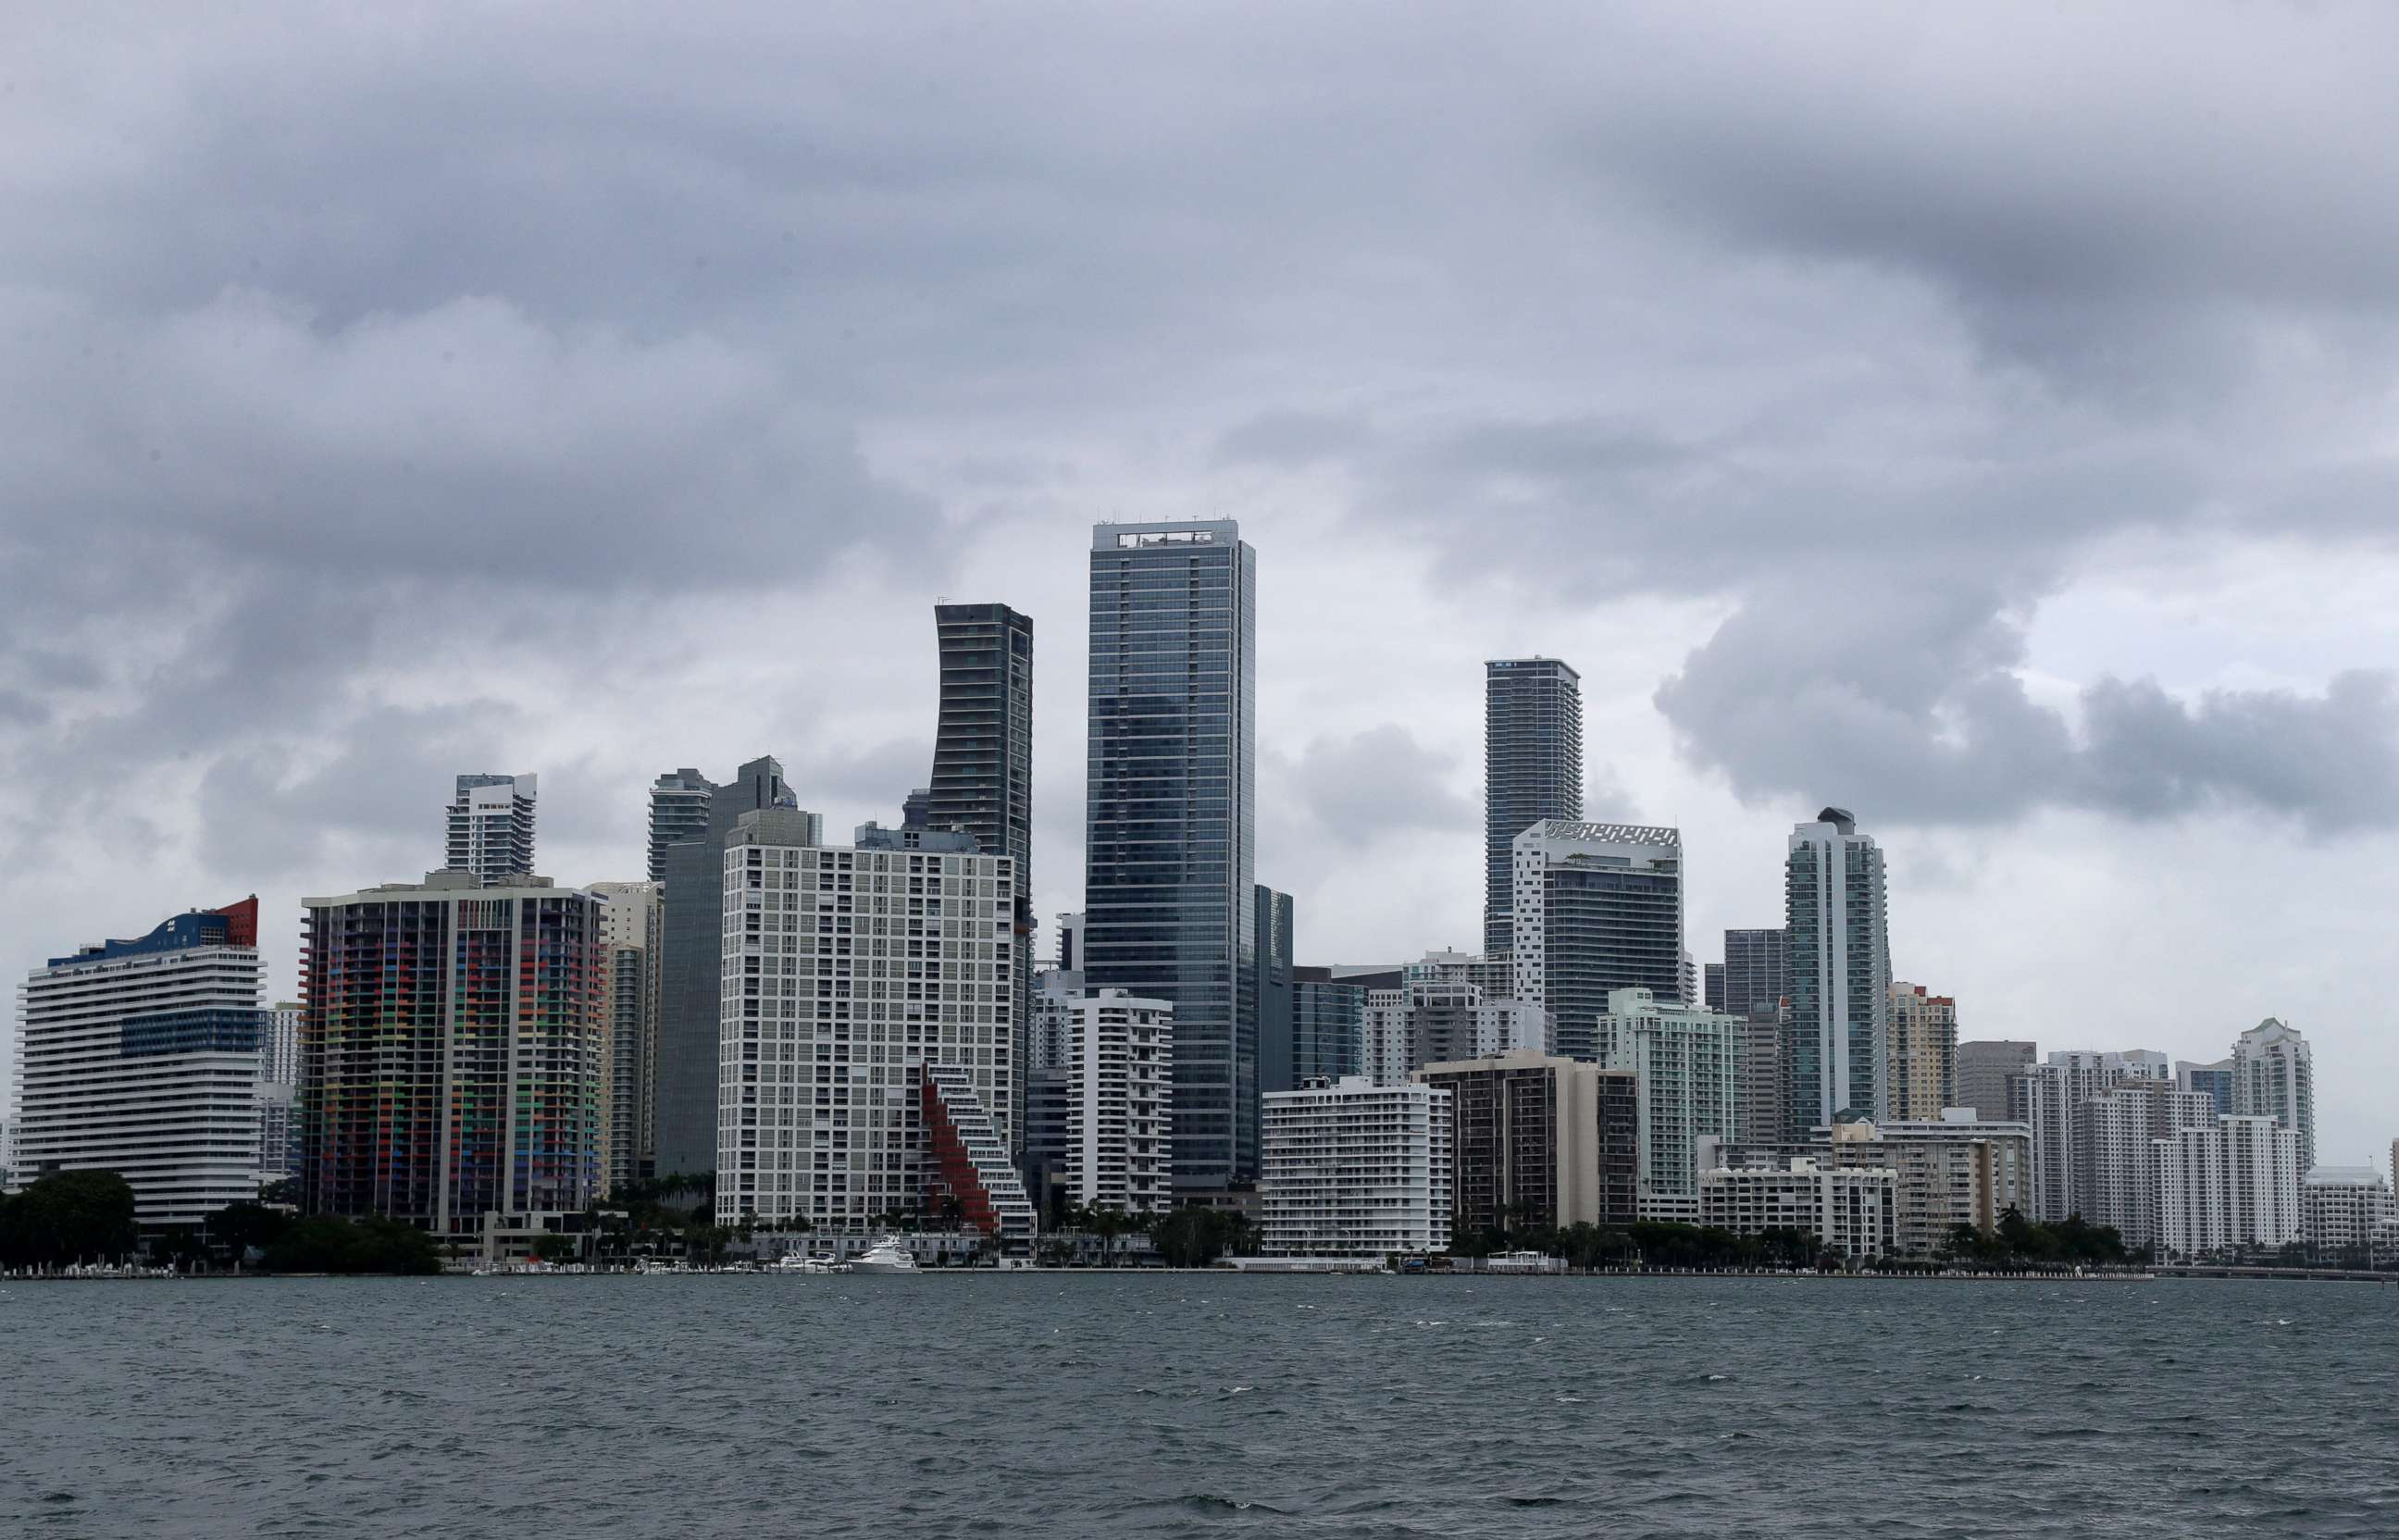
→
(590, 879, 661, 1195)
(715, 813, 1032, 1250)
(648, 769, 715, 882)
(1484, 658, 1583, 957)
(1291, 968, 1366, 1085)
(1254, 888, 1296, 1094)
(1958, 1040, 2036, 1123)
(2012, 1050, 2174, 1223)
(1784, 808, 1889, 1132)
(1510, 821, 1684, 1062)
(654, 756, 803, 1177)
(1415, 1049, 1638, 1235)
(925, 602, 1037, 1148)
(257, 1001, 301, 1186)
(2175, 1057, 2234, 1117)
(2300, 1168, 2393, 1261)
(2153, 1114, 2304, 1258)
(1885, 983, 1958, 1122)
(302, 873, 603, 1236)
(1085, 519, 1256, 1192)
(16, 899, 267, 1227)
(1734, 1005, 1785, 1146)
(1027, 987, 1174, 1216)
(1055, 912, 1086, 971)
(1597, 987, 1739, 1222)
(1259, 1077, 1452, 1257)
(2231, 1018, 2315, 1174)
(1699, 1156, 1895, 1259)
(1722, 928, 1789, 1019)
(1703, 963, 1725, 1012)
(445, 773, 538, 884)
(2073, 1082, 2219, 1251)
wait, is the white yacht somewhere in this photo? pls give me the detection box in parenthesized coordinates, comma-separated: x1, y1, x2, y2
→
(848, 1235, 920, 1274)
(771, 1253, 850, 1274)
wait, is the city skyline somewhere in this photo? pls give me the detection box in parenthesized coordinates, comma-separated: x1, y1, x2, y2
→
(9, 8, 2399, 1174)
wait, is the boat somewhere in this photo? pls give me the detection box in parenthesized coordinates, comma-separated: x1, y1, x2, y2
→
(848, 1235, 920, 1274)
(771, 1253, 851, 1274)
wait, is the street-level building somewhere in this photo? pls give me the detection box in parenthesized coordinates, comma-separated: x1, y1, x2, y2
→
(17, 898, 267, 1228)
(1699, 1156, 1895, 1260)
(2300, 1166, 2393, 1261)
(1702, 1110, 2029, 1258)
(1260, 1077, 1451, 1258)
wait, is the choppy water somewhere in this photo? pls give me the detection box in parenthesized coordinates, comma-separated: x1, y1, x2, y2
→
(3, 1273, 2394, 1537)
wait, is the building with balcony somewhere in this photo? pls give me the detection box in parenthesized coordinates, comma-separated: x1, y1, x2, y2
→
(1260, 1077, 1451, 1258)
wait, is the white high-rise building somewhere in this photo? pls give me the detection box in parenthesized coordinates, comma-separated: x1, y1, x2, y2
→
(2231, 1018, 2315, 1175)
(2153, 1114, 2304, 1259)
(16, 899, 267, 1227)
(445, 772, 539, 885)
(2072, 1082, 2219, 1250)
(1038, 988, 1174, 1216)
(1261, 1077, 1452, 1258)
(2013, 1050, 2174, 1223)
(2300, 1167, 2393, 1261)
(1360, 952, 1548, 1087)
(255, 1001, 301, 1186)
(1597, 987, 1739, 1222)
(715, 813, 1032, 1248)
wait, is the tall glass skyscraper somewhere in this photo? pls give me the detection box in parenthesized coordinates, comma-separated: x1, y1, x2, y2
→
(1084, 520, 1257, 1191)
(1722, 927, 1789, 1018)
(1784, 807, 1889, 1131)
(1485, 659, 1582, 957)
(1509, 821, 1684, 1062)
(925, 602, 1035, 1149)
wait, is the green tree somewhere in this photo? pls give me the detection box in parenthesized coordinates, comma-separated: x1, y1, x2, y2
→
(207, 1202, 292, 1262)
(531, 1233, 578, 1265)
(1149, 1205, 1247, 1268)
(262, 1215, 441, 1274)
(3, 1171, 140, 1267)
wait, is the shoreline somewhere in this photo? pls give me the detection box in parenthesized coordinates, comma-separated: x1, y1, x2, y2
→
(17, 1266, 2397, 1284)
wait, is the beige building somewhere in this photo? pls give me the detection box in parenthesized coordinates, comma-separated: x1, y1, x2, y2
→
(1699, 1157, 1895, 1259)
(1703, 1111, 2032, 1257)
(1885, 983, 1958, 1122)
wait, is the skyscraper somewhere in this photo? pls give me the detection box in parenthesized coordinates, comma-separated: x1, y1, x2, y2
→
(654, 756, 805, 1177)
(1885, 982, 1958, 1122)
(2231, 1018, 2316, 1174)
(1597, 987, 1739, 1222)
(446, 773, 538, 884)
(16, 898, 267, 1228)
(301, 872, 604, 1236)
(924, 604, 1036, 1146)
(1702, 962, 1725, 1012)
(1510, 820, 1684, 1062)
(1784, 808, 1889, 1132)
(1084, 519, 1256, 1192)
(1253, 887, 1296, 1095)
(1484, 658, 1583, 957)
(1291, 967, 1366, 1085)
(1957, 1040, 2036, 1123)
(1414, 1049, 1639, 1235)
(1722, 928, 1789, 1018)
(590, 879, 661, 1194)
(648, 769, 715, 883)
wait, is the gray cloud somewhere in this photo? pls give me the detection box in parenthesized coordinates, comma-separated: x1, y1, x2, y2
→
(1284, 726, 1473, 847)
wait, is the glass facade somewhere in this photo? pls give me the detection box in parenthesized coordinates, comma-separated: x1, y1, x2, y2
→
(1291, 969, 1366, 1084)
(1783, 809, 1889, 1132)
(1541, 860, 1684, 1061)
(1084, 521, 1257, 1190)
(1484, 658, 1582, 956)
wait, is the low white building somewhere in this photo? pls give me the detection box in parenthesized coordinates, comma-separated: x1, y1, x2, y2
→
(2301, 1167, 2393, 1261)
(2152, 1114, 2304, 1259)
(1261, 1076, 1451, 1258)
(1699, 1156, 1895, 1260)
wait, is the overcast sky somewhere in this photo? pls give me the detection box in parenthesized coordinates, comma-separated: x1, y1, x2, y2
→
(5, 3, 2395, 1166)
